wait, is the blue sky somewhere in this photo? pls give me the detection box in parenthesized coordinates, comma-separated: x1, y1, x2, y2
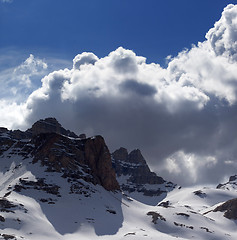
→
(1, 0, 237, 65)
(1, 1, 237, 186)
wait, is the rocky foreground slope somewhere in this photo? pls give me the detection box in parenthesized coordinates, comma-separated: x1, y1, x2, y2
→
(0, 118, 237, 240)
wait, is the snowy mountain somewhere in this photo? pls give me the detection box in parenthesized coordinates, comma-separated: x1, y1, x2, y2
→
(0, 118, 237, 240)
(217, 175, 237, 191)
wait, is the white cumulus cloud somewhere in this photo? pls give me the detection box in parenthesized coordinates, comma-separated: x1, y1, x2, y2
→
(13, 54, 48, 88)
(206, 4, 237, 62)
(0, 54, 48, 103)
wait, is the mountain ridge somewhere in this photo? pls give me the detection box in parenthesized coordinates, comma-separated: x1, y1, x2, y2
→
(0, 118, 120, 192)
(0, 117, 237, 240)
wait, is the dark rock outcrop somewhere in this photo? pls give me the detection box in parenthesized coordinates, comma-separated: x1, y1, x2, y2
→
(229, 175, 237, 182)
(0, 118, 120, 191)
(217, 175, 237, 190)
(0, 127, 8, 134)
(31, 133, 120, 191)
(112, 147, 175, 197)
(112, 147, 164, 185)
(84, 136, 120, 191)
(214, 198, 237, 220)
(147, 211, 166, 223)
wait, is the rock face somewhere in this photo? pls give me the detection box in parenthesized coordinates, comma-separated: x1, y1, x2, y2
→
(0, 118, 119, 191)
(84, 136, 120, 191)
(214, 198, 237, 220)
(112, 147, 175, 197)
(112, 147, 164, 185)
(32, 133, 119, 191)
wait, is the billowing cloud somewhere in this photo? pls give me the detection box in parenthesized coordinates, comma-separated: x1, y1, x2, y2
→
(73, 52, 99, 70)
(13, 54, 47, 88)
(0, 54, 48, 103)
(0, 100, 27, 129)
(2, 4, 237, 186)
(206, 4, 237, 62)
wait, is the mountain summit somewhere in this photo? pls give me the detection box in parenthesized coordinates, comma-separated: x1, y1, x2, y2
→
(0, 118, 119, 192)
(27, 117, 78, 138)
(112, 147, 175, 204)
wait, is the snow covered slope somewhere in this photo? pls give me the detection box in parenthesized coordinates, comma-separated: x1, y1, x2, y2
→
(0, 118, 237, 240)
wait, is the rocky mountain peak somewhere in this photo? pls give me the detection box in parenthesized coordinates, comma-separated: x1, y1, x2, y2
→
(112, 147, 150, 178)
(128, 149, 146, 164)
(0, 118, 120, 192)
(112, 147, 146, 165)
(229, 175, 237, 182)
(217, 174, 237, 190)
(27, 117, 78, 138)
(112, 147, 128, 162)
(112, 147, 175, 201)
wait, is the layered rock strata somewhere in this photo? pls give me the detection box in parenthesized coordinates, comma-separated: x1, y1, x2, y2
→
(0, 118, 120, 191)
(112, 147, 175, 197)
